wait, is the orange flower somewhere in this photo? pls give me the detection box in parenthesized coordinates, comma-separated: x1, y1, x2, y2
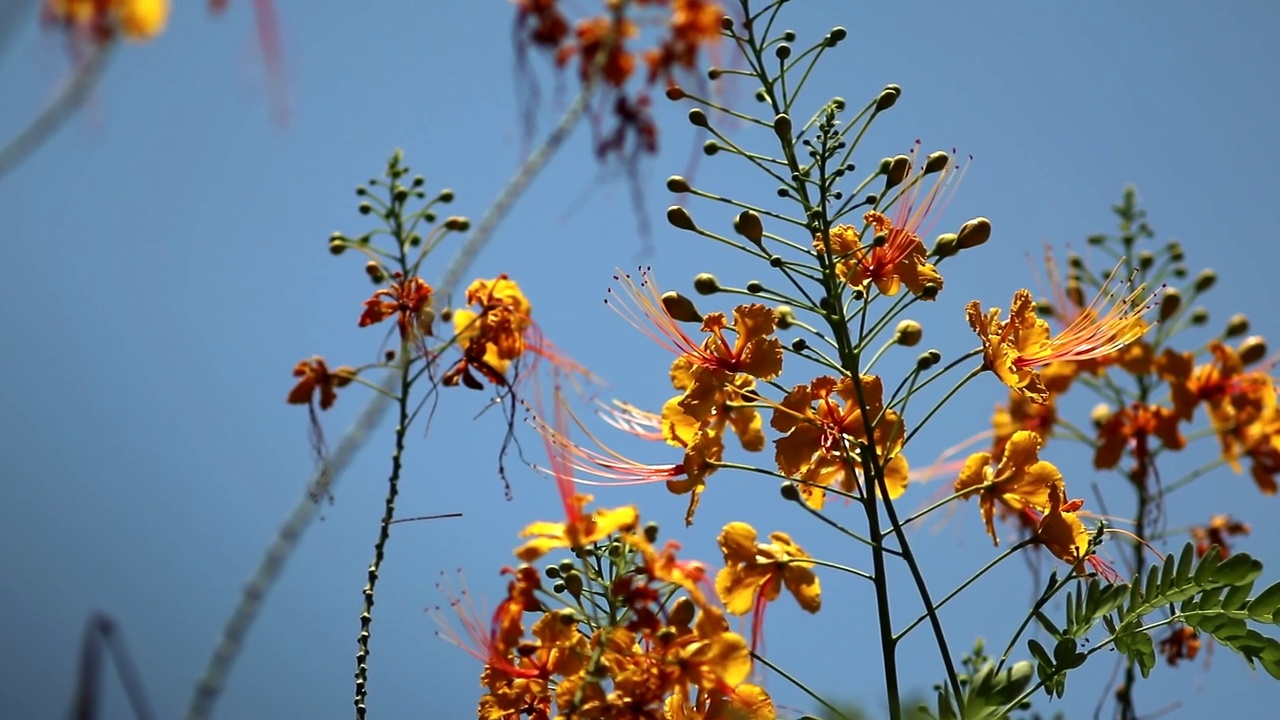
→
(608, 270, 783, 418)
(1159, 625, 1202, 667)
(662, 356, 765, 452)
(557, 15, 638, 87)
(286, 356, 354, 410)
(1190, 514, 1251, 559)
(1093, 403, 1185, 485)
(967, 272, 1151, 404)
(772, 375, 909, 508)
(358, 273, 433, 341)
(955, 430, 1063, 545)
(1033, 485, 1112, 578)
(644, 0, 724, 85)
(715, 522, 820, 650)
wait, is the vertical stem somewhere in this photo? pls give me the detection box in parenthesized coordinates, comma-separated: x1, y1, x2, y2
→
(353, 340, 411, 719)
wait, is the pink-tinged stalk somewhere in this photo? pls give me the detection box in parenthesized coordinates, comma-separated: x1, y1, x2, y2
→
(605, 267, 711, 362)
(862, 141, 968, 267)
(1015, 262, 1155, 369)
(430, 571, 536, 677)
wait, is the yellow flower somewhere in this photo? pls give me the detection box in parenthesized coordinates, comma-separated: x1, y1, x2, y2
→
(955, 430, 1063, 545)
(715, 523, 819, 652)
(772, 375, 909, 508)
(1034, 484, 1093, 573)
(967, 275, 1150, 404)
(663, 356, 765, 452)
(514, 493, 638, 562)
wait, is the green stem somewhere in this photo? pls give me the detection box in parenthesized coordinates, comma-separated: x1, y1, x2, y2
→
(751, 652, 852, 720)
(895, 539, 1031, 642)
(902, 367, 984, 448)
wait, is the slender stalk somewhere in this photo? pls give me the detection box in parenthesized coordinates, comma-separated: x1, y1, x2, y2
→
(895, 539, 1031, 641)
(751, 652, 852, 720)
(353, 339, 412, 719)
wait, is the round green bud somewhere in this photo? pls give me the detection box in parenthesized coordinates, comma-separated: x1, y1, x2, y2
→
(669, 596, 696, 628)
(445, 216, 470, 232)
(1086, 233, 1106, 246)
(643, 521, 660, 543)
(746, 280, 765, 294)
(693, 273, 720, 295)
(779, 482, 800, 502)
(355, 186, 368, 196)
(773, 113, 793, 139)
(1090, 403, 1113, 428)
(875, 84, 901, 113)
(956, 217, 992, 250)
(916, 349, 942, 371)
(791, 337, 808, 352)
(666, 85, 686, 101)
(775, 43, 792, 60)
(775, 305, 796, 329)
(393, 187, 409, 203)
(328, 240, 345, 256)
(924, 150, 950, 175)
(755, 89, 768, 103)
(358, 201, 373, 215)
(544, 565, 561, 579)
(895, 319, 923, 347)
(720, 15, 734, 31)
(1158, 288, 1182, 322)
(1239, 336, 1268, 366)
(734, 210, 764, 245)
(412, 175, 425, 187)
(667, 206, 697, 231)
(885, 154, 911, 189)
(688, 108, 709, 128)
(1189, 307, 1210, 325)
(439, 189, 455, 202)
(1137, 250, 1155, 270)
(1193, 269, 1217, 292)
(661, 291, 703, 323)
(707, 67, 723, 80)
(667, 175, 691, 193)
(920, 283, 939, 300)
(552, 581, 566, 594)
(1225, 313, 1250, 338)
(703, 140, 720, 156)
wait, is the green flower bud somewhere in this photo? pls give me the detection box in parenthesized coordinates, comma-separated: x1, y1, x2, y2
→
(932, 232, 959, 259)
(693, 273, 720, 295)
(661, 291, 703, 323)
(1239, 336, 1268, 366)
(1091, 403, 1113, 428)
(745, 280, 765, 294)
(444, 216, 470, 232)
(779, 482, 800, 502)
(688, 108, 709, 128)
(956, 217, 991, 250)
(734, 210, 764, 245)
(773, 113, 793, 140)
(439, 189, 455, 203)
(775, 305, 796, 329)
(1137, 250, 1155, 270)
(885, 154, 911, 189)
(666, 85, 686, 101)
(924, 150, 950, 175)
(1225, 313, 1250, 338)
(1194, 269, 1217, 292)
(669, 596, 696, 628)
(643, 521, 660, 543)
(667, 175, 691, 193)
(916, 349, 942, 371)
(895, 320, 923, 347)
(1189, 307, 1210, 326)
(875, 84, 901, 113)
(667, 206, 697, 231)
(1158, 288, 1182, 322)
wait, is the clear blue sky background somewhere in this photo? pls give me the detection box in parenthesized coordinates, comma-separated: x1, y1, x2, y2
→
(2, 1, 1280, 718)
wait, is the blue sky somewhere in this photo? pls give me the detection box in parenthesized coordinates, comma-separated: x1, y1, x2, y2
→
(2, 1, 1280, 718)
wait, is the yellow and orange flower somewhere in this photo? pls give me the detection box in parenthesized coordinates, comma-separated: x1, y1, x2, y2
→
(44, 0, 169, 42)
(1191, 514, 1251, 559)
(1033, 485, 1112, 578)
(955, 430, 1063, 545)
(1093, 403, 1185, 483)
(358, 274, 434, 341)
(715, 522, 820, 650)
(286, 356, 354, 410)
(967, 273, 1151, 404)
(772, 375, 909, 508)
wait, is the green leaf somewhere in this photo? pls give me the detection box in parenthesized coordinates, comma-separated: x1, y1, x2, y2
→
(1247, 581, 1280, 621)
(1175, 543, 1195, 585)
(1223, 579, 1256, 612)
(1210, 553, 1263, 586)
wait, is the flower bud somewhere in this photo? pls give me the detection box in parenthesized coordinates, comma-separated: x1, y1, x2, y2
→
(562, 571, 583, 598)
(439, 189, 455, 203)
(734, 210, 764, 245)
(895, 319, 923, 347)
(358, 201, 373, 215)
(1091, 403, 1113, 428)
(916, 349, 942, 371)
(661, 291, 703, 323)
(956, 217, 991, 250)
(444, 216, 470, 232)
(746, 280, 764, 294)
(1158, 288, 1182, 322)
(924, 150, 950, 175)
(329, 239, 346, 255)
(688, 108, 709, 128)
(643, 521, 660, 543)
(667, 175, 691, 193)
(1225, 313, 1250, 338)
(1239, 336, 1268, 366)
(1193, 269, 1217, 292)
(875, 84, 901, 113)
(693, 273, 720, 295)
(543, 564, 561, 579)
(1137, 250, 1155, 270)
(885, 154, 911, 189)
(779, 482, 801, 502)
(667, 206, 697, 231)
(1189, 307, 1210, 326)
(669, 596, 696, 628)
(790, 337, 808, 352)
(773, 113, 793, 140)
(665, 85, 686, 101)
(829, 26, 848, 43)
(931, 233, 959, 259)
(365, 262, 386, 283)
(775, 305, 795, 329)
(775, 43, 791, 60)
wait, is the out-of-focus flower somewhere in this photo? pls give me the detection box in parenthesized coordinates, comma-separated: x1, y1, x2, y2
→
(955, 430, 1062, 546)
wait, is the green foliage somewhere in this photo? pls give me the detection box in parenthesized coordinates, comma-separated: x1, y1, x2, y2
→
(1024, 543, 1280, 706)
